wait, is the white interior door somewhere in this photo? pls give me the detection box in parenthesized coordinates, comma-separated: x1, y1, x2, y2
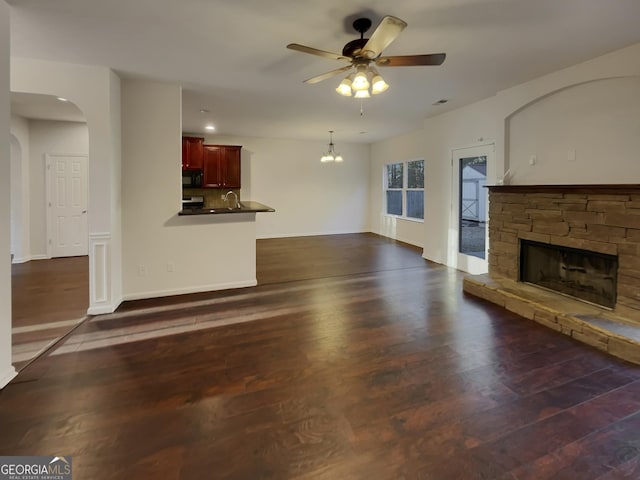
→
(47, 154, 88, 258)
(450, 144, 492, 275)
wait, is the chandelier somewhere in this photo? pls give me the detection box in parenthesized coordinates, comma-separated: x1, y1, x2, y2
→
(335, 64, 389, 98)
(320, 131, 343, 163)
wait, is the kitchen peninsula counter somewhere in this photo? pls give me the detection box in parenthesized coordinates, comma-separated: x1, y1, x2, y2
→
(179, 201, 274, 216)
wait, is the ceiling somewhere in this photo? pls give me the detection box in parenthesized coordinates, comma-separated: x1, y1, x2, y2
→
(7, 0, 640, 143)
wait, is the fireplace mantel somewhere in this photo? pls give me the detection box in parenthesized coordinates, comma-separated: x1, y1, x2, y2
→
(487, 184, 640, 194)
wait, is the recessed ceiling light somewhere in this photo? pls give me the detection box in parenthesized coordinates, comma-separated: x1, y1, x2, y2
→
(205, 125, 215, 131)
(199, 109, 210, 114)
(57, 97, 69, 102)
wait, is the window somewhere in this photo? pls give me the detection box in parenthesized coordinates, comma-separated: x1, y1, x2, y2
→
(384, 159, 424, 220)
(458, 156, 487, 259)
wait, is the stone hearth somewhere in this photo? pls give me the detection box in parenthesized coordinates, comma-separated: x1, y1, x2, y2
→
(463, 184, 640, 364)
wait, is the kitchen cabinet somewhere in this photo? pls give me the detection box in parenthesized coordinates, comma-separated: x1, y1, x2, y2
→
(202, 145, 241, 189)
(182, 136, 204, 170)
(222, 146, 241, 188)
(202, 145, 222, 188)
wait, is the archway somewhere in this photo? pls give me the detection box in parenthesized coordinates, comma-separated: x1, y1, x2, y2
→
(10, 56, 123, 317)
(10, 92, 90, 369)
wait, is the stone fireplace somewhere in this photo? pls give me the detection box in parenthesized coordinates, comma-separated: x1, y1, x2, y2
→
(463, 184, 640, 364)
(487, 184, 640, 316)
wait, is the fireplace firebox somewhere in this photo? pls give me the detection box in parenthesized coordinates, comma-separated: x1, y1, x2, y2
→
(520, 240, 618, 309)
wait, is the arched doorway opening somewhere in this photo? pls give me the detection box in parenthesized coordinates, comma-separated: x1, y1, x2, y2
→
(10, 92, 90, 369)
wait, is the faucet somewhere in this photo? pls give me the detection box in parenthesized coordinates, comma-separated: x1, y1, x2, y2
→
(224, 190, 240, 209)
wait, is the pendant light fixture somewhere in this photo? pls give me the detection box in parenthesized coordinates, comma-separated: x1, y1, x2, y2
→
(320, 130, 343, 163)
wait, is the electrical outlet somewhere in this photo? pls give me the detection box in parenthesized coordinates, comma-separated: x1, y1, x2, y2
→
(167, 263, 174, 272)
(221, 194, 225, 199)
(568, 149, 576, 162)
(529, 155, 537, 166)
(138, 265, 147, 276)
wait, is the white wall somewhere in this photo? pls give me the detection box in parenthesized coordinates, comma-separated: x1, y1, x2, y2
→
(107, 71, 122, 308)
(10, 134, 21, 259)
(508, 77, 640, 184)
(421, 97, 497, 267)
(373, 42, 640, 272)
(27, 120, 89, 257)
(1, 0, 17, 388)
(370, 98, 497, 267)
(496, 43, 640, 185)
(370, 129, 425, 247)
(9, 114, 29, 263)
(200, 134, 371, 239)
(122, 80, 257, 300)
(11, 57, 122, 314)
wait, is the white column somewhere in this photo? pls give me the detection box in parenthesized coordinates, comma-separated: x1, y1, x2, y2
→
(87, 233, 113, 314)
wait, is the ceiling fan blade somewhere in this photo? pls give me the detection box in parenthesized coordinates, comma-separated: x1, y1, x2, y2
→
(304, 65, 353, 84)
(361, 16, 407, 59)
(287, 43, 349, 61)
(376, 53, 446, 67)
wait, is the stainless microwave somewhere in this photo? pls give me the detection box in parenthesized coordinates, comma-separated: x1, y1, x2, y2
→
(182, 170, 202, 188)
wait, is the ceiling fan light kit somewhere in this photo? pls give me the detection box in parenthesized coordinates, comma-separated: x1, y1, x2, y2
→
(288, 14, 447, 163)
(336, 75, 354, 96)
(287, 14, 446, 100)
(336, 66, 389, 97)
(370, 69, 389, 94)
(352, 65, 370, 91)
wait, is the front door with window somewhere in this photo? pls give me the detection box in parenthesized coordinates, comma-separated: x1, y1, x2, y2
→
(451, 145, 492, 274)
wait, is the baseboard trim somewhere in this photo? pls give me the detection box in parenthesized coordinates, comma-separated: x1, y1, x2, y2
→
(257, 230, 369, 240)
(121, 279, 258, 302)
(87, 305, 117, 316)
(422, 252, 444, 264)
(0, 366, 18, 389)
(11, 254, 50, 264)
(87, 297, 123, 315)
(393, 235, 423, 249)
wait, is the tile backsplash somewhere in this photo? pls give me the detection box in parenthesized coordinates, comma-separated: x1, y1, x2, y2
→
(183, 188, 240, 208)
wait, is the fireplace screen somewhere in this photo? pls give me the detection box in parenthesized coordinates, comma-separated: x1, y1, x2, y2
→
(520, 240, 618, 308)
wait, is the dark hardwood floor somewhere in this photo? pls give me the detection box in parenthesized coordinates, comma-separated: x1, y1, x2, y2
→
(11, 256, 89, 368)
(1, 234, 639, 479)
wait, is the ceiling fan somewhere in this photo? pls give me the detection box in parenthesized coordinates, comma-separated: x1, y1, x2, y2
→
(287, 15, 446, 97)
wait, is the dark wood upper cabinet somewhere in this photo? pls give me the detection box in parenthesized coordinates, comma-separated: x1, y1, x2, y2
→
(202, 144, 241, 189)
(221, 146, 241, 189)
(202, 145, 222, 188)
(182, 136, 204, 170)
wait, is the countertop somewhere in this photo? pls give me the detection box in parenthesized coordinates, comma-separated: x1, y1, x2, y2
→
(178, 201, 275, 216)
